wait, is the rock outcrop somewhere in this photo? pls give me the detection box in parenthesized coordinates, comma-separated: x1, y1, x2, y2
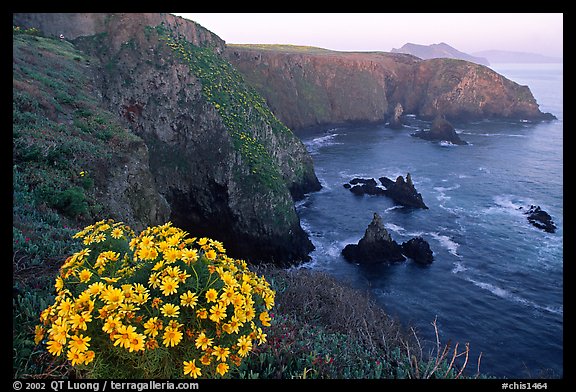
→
(14, 13, 321, 266)
(342, 213, 434, 264)
(379, 173, 428, 209)
(342, 213, 405, 263)
(520, 205, 557, 233)
(225, 44, 556, 130)
(345, 178, 386, 196)
(401, 237, 434, 265)
(388, 103, 405, 129)
(411, 116, 468, 145)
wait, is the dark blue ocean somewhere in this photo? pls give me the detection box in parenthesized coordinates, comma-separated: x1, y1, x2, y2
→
(294, 63, 563, 378)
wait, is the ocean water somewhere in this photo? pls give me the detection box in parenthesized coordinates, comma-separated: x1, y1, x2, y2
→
(294, 63, 563, 378)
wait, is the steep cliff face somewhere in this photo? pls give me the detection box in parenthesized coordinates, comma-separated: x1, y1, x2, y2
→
(225, 45, 555, 129)
(225, 45, 419, 130)
(14, 13, 320, 265)
(397, 58, 552, 121)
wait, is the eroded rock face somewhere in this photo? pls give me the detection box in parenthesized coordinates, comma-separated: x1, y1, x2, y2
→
(225, 46, 555, 130)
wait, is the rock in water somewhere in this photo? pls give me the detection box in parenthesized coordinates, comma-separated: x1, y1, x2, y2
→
(411, 115, 468, 145)
(521, 205, 557, 233)
(401, 237, 434, 264)
(378, 173, 428, 209)
(388, 102, 405, 129)
(342, 213, 405, 263)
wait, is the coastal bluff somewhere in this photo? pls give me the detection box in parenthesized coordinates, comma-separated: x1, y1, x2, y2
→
(225, 44, 555, 130)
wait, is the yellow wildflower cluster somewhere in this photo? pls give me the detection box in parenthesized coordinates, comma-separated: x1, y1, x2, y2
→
(36, 219, 275, 378)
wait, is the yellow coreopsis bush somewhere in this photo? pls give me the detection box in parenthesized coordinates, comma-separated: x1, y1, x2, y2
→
(35, 219, 275, 378)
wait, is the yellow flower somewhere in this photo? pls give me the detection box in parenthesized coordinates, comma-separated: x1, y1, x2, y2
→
(76, 248, 91, 260)
(205, 288, 218, 303)
(182, 248, 198, 263)
(263, 293, 275, 310)
(34, 325, 45, 345)
(219, 286, 236, 305)
(67, 348, 86, 366)
(111, 228, 123, 239)
(113, 324, 137, 349)
(83, 350, 95, 365)
(78, 269, 92, 283)
(205, 249, 217, 260)
(163, 248, 181, 263)
(256, 327, 267, 345)
(55, 277, 64, 291)
(143, 317, 162, 337)
(148, 272, 161, 288)
(196, 308, 208, 319)
(128, 333, 146, 352)
(160, 303, 180, 318)
(101, 287, 124, 305)
(195, 332, 213, 351)
(200, 354, 212, 366)
(140, 235, 154, 248)
(180, 291, 198, 308)
(162, 326, 183, 347)
(87, 281, 105, 296)
(160, 276, 179, 296)
(216, 362, 229, 376)
(69, 311, 92, 331)
(101, 276, 120, 284)
(48, 317, 69, 344)
(57, 298, 74, 317)
(68, 334, 91, 352)
(259, 311, 271, 327)
(237, 335, 252, 357)
(225, 316, 242, 335)
(183, 359, 202, 378)
(47, 340, 64, 356)
(209, 303, 227, 323)
(212, 345, 230, 362)
(102, 316, 122, 334)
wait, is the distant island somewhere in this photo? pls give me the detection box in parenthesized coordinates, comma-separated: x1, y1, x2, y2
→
(471, 50, 562, 64)
(391, 42, 490, 66)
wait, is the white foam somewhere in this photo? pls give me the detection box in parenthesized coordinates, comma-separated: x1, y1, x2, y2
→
(466, 278, 563, 316)
(439, 141, 458, 147)
(384, 223, 406, 234)
(452, 261, 468, 274)
(304, 133, 341, 154)
(429, 232, 461, 258)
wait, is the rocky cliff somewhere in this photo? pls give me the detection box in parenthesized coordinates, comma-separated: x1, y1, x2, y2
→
(13, 13, 321, 266)
(225, 45, 555, 130)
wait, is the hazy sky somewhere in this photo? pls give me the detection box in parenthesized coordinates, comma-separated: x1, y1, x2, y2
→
(171, 13, 563, 58)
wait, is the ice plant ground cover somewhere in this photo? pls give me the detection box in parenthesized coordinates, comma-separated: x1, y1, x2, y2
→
(34, 220, 275, 378)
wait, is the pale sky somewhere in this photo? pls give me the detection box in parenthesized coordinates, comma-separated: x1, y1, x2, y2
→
(171, 13, 563, 58)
